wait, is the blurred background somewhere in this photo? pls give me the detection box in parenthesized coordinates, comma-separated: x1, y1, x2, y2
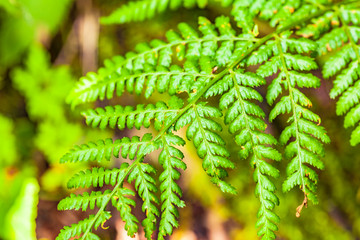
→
(0, 0, 359, 239)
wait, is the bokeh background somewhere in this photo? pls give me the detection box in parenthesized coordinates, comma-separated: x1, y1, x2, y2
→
(0, 0, 359, 239)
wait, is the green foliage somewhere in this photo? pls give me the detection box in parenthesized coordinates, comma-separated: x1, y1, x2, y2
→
(128, 161, 160, 238)
(11, 45, 108, 164)
(158, 133, 186, 239)
(56, 211, 112, 240)
(82, 97, 183, 131)
(4, 178, 39, 240)
(0, 115, 17, 166)
(56, 1, 360, 240)
(112, 188, 139, 237)
(249, 31, 330, 207)
(101, 0, 215, 24)
(12, 45, 74, 122)
(60, 133, 157, 163)
(180, 103, 239, 194)
(208, 68, 282, 238)
(66, 16, 255, 107)
(58, 190, 112, 211)
(66, 164, 129, 189)
(10, 44, 111, 197)
(308, 3, 360, 146)
(0, 0, 73, 68)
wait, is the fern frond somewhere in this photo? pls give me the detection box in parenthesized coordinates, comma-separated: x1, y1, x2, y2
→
(67, 164, 128, 189)
(67, 16, 255, 107)
(249, 32, 330, 208)
(231, 0, 310, 31)
(67, 62, 210, 107)
(55, 3, 360, 239)
(82, 97, 183, 131)
(277, 0, 332, 30)
(100, 0, 214, 25)
(128, 161, 160, 239)
(336, 81, 360, 145)
(157, 133, 186, 239)
(210, 68, 281, 239)
(58, 190, 112, 211)
(56, 211, 111, 240)
(176, 102, 236, 194)
(60, 133, 158, 163)
(112, 188, 139, 237)
(312, 4, 360, 146)
(230, 0, 260, 35)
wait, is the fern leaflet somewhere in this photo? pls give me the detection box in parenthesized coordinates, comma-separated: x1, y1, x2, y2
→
(308, 3, 360, 146)
(82, 97, 183, 131)
(66, 165, 128, 189)
(56, 211, 111, 240)
(207, 68, 281, 239)
(58, 190, 112, 211)
(112, 188, 139, 237)
(249, 31, 330, 213)
(60, 133, 158, 163)
(128, 161, 160, 239)
(157, 133, 186, 239)
(100, 0, 217, 25)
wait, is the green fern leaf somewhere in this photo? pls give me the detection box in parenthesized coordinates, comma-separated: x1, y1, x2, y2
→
(215, 68, 281, 239)
(336, 81, 360, 116)
(56, 211, 111, 240)
(112, 188, 139, 237)
(67, 164, 128, 189)
(313, 4, 360, 146)
(128, 161, 160, 239)
(297, 11, 336, 39)
(350, 124, 360, 146)
(82, 97, 183, 131)
(250, 32, 330, 207)
(58, 190, 112, 211)
(157, 133, 186, 239)
(247, 40, 275, 66)
(176, 103, 235, 193)
(231, 0, 258, 34)
(317, 27, 348, 56)
(230, 0, 307, 32)
(100, 0, 214, 25)
(329, 60, 360, 99)
(60, 133, 158, 163)
(278, 0, 331, 30)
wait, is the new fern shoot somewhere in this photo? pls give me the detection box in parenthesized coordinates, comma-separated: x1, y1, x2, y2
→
(57, 1, 360, 239)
